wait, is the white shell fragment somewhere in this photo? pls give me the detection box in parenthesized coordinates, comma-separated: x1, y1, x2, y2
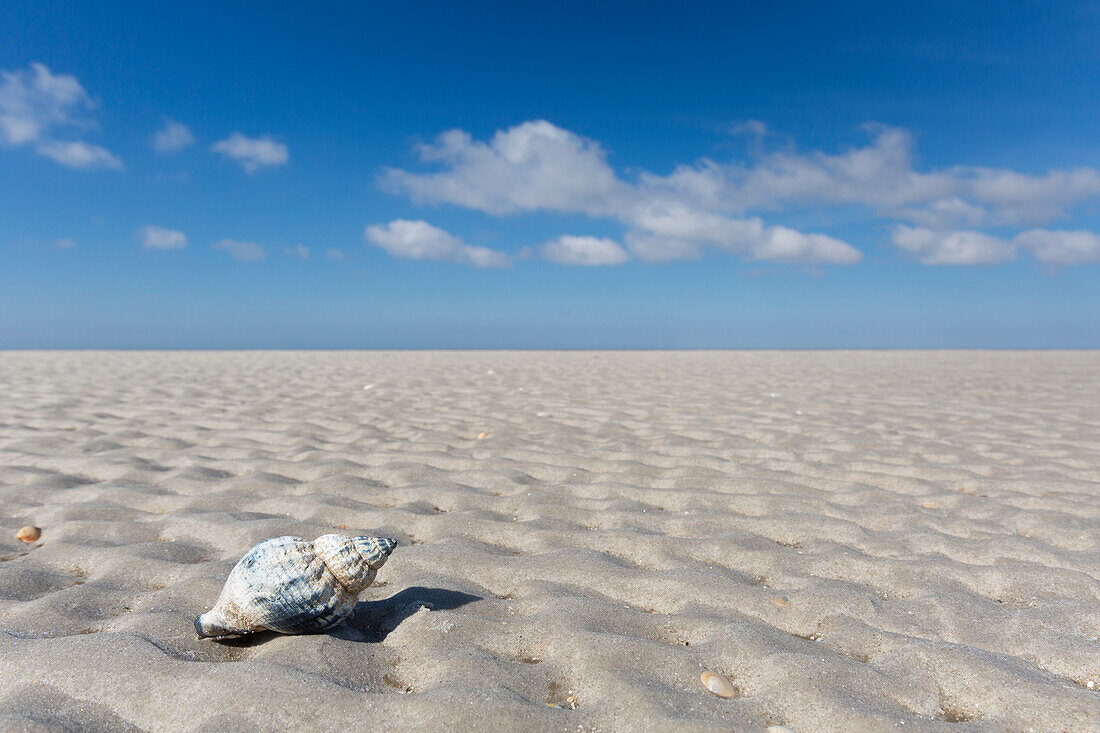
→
(700, 671, 738, 698)
(195, 534, 397, 638)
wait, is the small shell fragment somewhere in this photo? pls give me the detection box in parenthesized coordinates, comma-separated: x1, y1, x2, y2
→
(16, 526, 41, 543)
(476, 431, 488, 440)
(773, 596, 789, 608)
(700, 671, 738, 698)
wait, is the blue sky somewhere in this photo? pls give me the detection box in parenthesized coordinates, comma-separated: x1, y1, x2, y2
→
(2, 1, 1099, 348)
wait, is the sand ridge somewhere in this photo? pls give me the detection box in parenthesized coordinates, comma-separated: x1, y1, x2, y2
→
(0, 351, 1097, 731)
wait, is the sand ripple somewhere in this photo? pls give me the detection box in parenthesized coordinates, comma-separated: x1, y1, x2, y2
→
(1, 351, 1098, 731)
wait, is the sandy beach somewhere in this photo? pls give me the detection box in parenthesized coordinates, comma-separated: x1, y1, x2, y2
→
(0, 350, 1097, 731)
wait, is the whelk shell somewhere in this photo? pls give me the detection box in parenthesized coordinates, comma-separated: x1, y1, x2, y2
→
(195, 534, 397, 638)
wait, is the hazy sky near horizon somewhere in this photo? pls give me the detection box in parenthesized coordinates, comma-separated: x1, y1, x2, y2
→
(2, 1, 1099, 348)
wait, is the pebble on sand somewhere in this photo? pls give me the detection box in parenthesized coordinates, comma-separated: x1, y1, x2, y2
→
(16, 526, 41, 543)
(476, 431, 488, 439)
(700, 671, 738, 698)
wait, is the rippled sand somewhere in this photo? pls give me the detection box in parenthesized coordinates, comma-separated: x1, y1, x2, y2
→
(1, 351, 1097, 731)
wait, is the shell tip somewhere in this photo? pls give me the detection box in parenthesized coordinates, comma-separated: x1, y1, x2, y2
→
(194, 612, 224, 638)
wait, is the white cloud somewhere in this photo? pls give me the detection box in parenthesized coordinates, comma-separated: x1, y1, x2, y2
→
(1014, 229, 1100, 266)
(325, 247, 345, 261)
(365, 220, 509, 268)
(36, 140, 122, 169)
(383, 120, 862, 265)
(623, 203, 862, 264)
(963, 168, 1100, 226)
(212, 238, 265, 261)
(152, 119, 194, 152)
(651, 125, 955, 215)
(891, 226, 1016, 265)
(893, 226, 1100, 267)
(0, 62, 90, 145)
(211, 132, 288, 173)
(0, 62, 122, 169)
(542, 235, 631, 266)
(894, 197, 990, 229)
(381, 121, 628, 217)
(138, 225, 187, 250)
(285, 244, 310, 259)
(751, 226, 864, 265)
(382, 120, 1100, 268)
(621, 232, 705, 262)
(53, 237, 77, 249)
(731, 119, 768, 137)
(649, 125, 1100, 228)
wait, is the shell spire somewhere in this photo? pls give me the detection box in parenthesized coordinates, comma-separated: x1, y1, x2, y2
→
(195, 534, 397, 638)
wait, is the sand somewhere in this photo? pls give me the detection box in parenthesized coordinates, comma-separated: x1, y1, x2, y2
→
(0, 350, 1097, 732)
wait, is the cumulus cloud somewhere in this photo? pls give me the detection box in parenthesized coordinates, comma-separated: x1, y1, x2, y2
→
(152, 119, 194, 152)
(647, 125, 951, 215)
(646, 122, 1100, 230)
(365, 220, 509, 268)
(0, 62, 122, 169)
(138, 225, 188, 250)
(893, 226, 1100, 267)
(624, 203, 862, 264)
(212, 238, 265, 261)
(285, 244, 310, 259)
(325, 247, 345, 261)
(962, 168, 1100, 226)
(0, 62, 90, 145)
(1013, 229, 1100, 266)
(382, 120, 862, 265)
(211, 132, 288, 173)
(36, 140, 122, 169)
(646, 124, 1100, 228)
(891, 226, 1016, 265)
(541, 235, 631, 266)
(381, 121, 628, 217)
(382, 120, 1100, 268)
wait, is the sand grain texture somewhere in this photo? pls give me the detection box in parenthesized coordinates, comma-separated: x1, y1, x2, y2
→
(0, 351, 1097, 731)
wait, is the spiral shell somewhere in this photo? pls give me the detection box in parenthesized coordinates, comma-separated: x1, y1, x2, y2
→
(195, 534, 397, 638)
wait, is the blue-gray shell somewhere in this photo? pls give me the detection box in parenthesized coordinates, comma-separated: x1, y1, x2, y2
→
(195, 534, 396, 638)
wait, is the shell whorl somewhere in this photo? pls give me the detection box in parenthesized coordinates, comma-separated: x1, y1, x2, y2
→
(314, 534, 398, 594)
